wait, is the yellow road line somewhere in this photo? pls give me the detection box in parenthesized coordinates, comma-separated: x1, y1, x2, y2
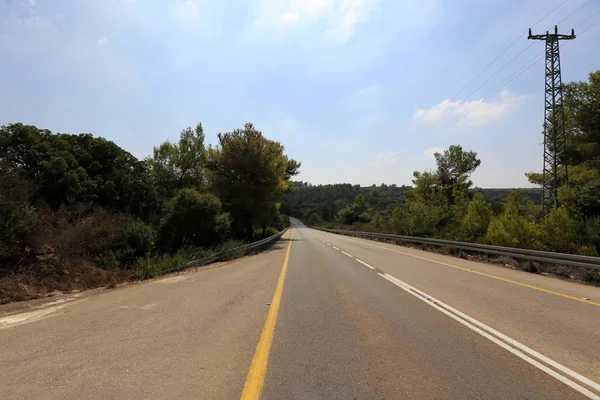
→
(240, 230, 293, 400)
(343, 236, 600, 307)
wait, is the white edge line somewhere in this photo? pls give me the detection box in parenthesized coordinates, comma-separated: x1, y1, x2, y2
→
(332, 246, 339, 250)
(356, 259, 376, 270)
(327, 243, 332, 247)
(341, 251, 353, 258)
(338, 231, 600, 392)
(377, 272, 599, 400)
(388, 274, 600, 393)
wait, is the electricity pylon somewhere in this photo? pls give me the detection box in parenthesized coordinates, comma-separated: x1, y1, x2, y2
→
(528, 25, 575, 212)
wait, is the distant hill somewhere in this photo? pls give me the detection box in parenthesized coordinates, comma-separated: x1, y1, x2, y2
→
(281, 181, 541, 221)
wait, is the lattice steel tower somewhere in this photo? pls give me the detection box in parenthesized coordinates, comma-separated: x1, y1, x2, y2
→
(528, 25, 575, 211)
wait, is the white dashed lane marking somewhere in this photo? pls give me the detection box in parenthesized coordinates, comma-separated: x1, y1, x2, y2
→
(356, 259, 376, 270)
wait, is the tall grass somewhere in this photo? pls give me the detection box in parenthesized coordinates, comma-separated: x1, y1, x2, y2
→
(133, 240, 245, 279)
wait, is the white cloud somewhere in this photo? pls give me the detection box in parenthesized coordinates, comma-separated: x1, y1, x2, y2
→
(414, 90, 527, 127)
(344, 83, 382, 109)
(281, 11, 300, 23)
(172, 0, 201, 22)
(325, 0, 378, 43)
(249, 0, 378, 43)
(424, 147, 444, 159)
(96, 37, 107, 45)
(372, 151, 402, 167)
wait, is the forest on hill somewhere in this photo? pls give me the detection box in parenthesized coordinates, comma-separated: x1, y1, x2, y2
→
(283, 71, 600, 284)
(281, 182, 541, 222)
(1, 122, 298, 301)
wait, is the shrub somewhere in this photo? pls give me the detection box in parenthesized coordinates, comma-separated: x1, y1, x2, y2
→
(538, 207, 584, 254)
(486, 193, 540, 249)
(463, 192, 492, 238)
(52, 209, 126, 260)
(157, 189, 230, 251)
(263, 226, 279, 237)
(0, 196, 39, 263)
(121, 220, 156, 261)
(586, 216, 600, 254)
(389, 206, 408, 235)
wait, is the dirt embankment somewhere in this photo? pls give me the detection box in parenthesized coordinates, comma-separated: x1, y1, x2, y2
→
(1, 245, 132, 304)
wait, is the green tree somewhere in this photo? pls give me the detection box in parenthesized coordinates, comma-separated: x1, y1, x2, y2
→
(0, 123, 159, 217)
(486, 192, 540, 249)
(526, 71, 600, 218)
(463, 192, 493, 238)
(151, 123, 207, 201)
(389, 206, 408, 235)
(371, 213, 383, 228)
(337, 194, 371, 225)
(207, 123, 300, 240)
(157, 189, 229, 251)
(538, 207, 586, 254)
(434, 145, 481, 191)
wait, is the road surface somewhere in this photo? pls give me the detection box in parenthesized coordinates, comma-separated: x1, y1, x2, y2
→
(1, 218, 599, 399)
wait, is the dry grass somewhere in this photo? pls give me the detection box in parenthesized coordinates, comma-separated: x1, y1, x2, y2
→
(0, 260, 132, 303)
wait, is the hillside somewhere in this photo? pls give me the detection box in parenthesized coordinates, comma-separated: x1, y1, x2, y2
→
(281, 181, 541, 222)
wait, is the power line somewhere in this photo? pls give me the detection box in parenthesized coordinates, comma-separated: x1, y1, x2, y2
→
(531, 0, 570, 28)
(439, 52, 544, 129)
(431, 0, 569, 123)
(556, 0, 592, 25)
(459, 42, 535, 102)
(574, 10, 600, 29)
(486, 52, 544, 96)
(579, 18, 600, 35)
(442, 13, 599, 130)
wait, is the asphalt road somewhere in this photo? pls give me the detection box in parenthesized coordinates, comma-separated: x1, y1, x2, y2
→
(1, 218, 599, 399)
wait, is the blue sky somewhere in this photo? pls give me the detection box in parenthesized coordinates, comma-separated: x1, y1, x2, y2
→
(1, 0, 599, 188)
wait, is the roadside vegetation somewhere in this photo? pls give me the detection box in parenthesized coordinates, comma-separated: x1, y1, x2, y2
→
(283, 71, 600, 283)
(0, 122, 298, 302)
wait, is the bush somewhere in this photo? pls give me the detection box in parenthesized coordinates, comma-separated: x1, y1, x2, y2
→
(122, 220, 155, 254)
(486, 192, 541, 249)
(538, 207, 584, 254)
(52, 209, 127, 260)
(389, 206, 408, 235)
(276, 213, 290, 230)
(157, 189, 230, 251)
(264, 227, 279, 237)
(586, 217, 600, 254)
(133, 240, 246, 279)
(116, 220, 156, 267)
(486, 213, 540, 249)
(0, 196, 39, 263)
(463, 193, 492, 238)
(134, 249, 197, 280)
(371, 213, 383, 228)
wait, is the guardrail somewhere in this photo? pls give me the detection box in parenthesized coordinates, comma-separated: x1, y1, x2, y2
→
(313, 227, 600, 271)
(158, 227, 289, 276)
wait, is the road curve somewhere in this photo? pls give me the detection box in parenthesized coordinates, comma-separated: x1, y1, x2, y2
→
(0, 219, 599, 399)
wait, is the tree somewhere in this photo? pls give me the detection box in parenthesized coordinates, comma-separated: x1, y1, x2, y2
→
(207, 123, 300, 240)
(337, 194, 371, 225)
(151, 123, 207, 202)
(157, 189, 229, 251)
(0, 123, 159, 217)
(463, 193, 492, 238)
(486, 192, 540, 249)
(371, 213, 383, 228)
(434, 145, 481, 189)
(390, 206, 408, 235)
(526, 71, 600, 218)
